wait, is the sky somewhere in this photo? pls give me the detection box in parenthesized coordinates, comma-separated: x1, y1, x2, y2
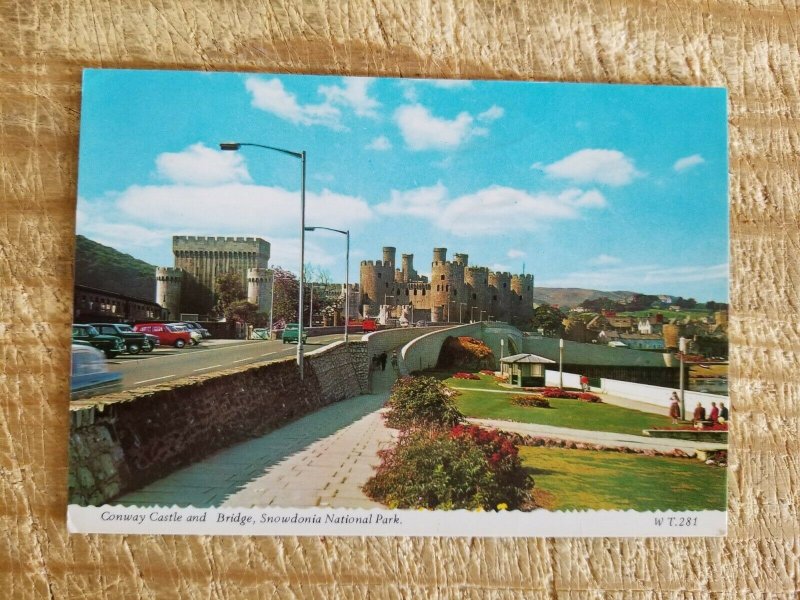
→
(77, 69, 729, 301)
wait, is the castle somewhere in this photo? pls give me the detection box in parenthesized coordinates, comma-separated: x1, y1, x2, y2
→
(360, 247, 534, 325)
(156, 236, 273, 319)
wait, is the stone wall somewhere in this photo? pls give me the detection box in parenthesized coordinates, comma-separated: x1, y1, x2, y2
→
(69, 341, 368, 505)
(363, 325, 447, 359)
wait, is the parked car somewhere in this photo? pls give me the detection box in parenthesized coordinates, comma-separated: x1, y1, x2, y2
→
(143, 332, 160, 348)
(70, 344, 123, 400)
(71, 324, 126, 358)
(133, 323, 192, 348)
(169, 323, 202, 346)
(252, 328, 270, 340)
(89, 322, 153, 354)
(186, 321, 211, 338)
(281, 323, 308, 344)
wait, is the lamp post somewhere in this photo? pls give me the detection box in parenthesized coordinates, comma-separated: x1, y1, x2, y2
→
(305, 226, 350, 342)
(500, 338, 505, 360)
(220, 141, 306, 379)
(269, 268, 275, 339)
(559, 337, 564, 389)
(308, 283, 314, 328)
(679, 337, 687, 420)
(459, 302, 466, 324)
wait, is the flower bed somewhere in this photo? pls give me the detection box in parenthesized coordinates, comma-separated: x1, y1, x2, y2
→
(510, 395, 551, 408)
(654, 423, 728, 431)
(537, 388, 601, 402)
(479, 370, 495, 376)
(452, 372, 480, 380)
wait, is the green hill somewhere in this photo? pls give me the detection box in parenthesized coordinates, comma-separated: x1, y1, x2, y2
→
(74, 235, 156, 300)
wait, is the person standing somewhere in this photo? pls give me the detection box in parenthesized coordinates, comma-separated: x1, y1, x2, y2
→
(709, 401, 719, 423)
(580, 374, 590, 392)
(693, 402, 706, 427)
(719, 402, 729, 422)
(669, 392, 681, 424)
(379, 351, 387, 371)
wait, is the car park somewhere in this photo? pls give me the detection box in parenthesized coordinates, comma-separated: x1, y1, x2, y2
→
(71, 324, 126, 358)
(89, 322, 153, 354)
(70, 344, 123, 400)
(281, 323, 308, 344)
(133, 323, 192, 348)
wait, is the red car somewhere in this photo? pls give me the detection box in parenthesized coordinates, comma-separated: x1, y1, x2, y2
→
(133, 323, 192, 348)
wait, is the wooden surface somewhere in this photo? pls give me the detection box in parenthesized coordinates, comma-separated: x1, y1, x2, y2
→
(1, 1, 798, 597)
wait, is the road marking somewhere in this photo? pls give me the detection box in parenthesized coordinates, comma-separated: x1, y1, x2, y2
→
(133, 375, 172, 384)
(232, 357, 252, 363)
(261, 352, 279, 357)
(193, 364, 223, 372)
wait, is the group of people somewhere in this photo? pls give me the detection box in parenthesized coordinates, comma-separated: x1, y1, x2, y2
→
(370, 351, 398, 373)
(668, 392, 729, 426)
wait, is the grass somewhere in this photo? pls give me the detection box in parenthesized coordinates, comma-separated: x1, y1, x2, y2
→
(453, 389, 674, 435)
(521, 446, 727, 511)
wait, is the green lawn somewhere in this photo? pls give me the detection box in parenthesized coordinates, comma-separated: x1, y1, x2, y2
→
(452, 388, 675, 436)
(521, 446, 727, 511)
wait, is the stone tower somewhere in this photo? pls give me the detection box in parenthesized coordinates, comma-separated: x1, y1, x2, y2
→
(167, 235, 271, 315)
(247, 267, 274, 314)
(155, 267, 183, 319)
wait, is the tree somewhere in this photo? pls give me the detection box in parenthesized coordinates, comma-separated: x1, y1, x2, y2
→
(228, 300, 259, 326)
(272, 266, 299, 326)
(214, 270, 245, 319)
(531, 304, 567, 337)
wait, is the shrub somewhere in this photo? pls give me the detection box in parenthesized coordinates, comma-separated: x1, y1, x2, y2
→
(577, 392, 601, 402)
(384, 376, 464, 430)
(511, 394, 551, 408)
(363, 427, 532, 510)
(437, 336, 496, 371)
(480, 370, 495, 376)
(452, 372, 480, 380)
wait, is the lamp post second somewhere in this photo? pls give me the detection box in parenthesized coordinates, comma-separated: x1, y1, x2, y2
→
(559, 337, 564, 389)
(220, 141, 307, 380)
(305, 226, 350, 343)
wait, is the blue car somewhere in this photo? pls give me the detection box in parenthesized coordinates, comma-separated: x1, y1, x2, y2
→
(70, 344, 123, 400)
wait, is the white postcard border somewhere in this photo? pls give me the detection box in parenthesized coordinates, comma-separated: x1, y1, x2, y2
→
(68, 505, 726, 537)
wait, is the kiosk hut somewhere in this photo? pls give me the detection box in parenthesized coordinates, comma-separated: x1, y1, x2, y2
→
(500, 353, 556, 387)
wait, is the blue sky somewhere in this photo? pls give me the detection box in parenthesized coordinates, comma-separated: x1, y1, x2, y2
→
(77, 69, 728, 301)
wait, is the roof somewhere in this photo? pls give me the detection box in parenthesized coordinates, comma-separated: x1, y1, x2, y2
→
(500, 353, 556, 364)
(523, 336, 675, 368)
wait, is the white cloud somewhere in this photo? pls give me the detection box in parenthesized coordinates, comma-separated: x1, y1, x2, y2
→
(507, 249, 526, 259)
(478, 105, 504, 122)
(245, 77, 342, 129)
(394, 104, 488, 151)
(673, 154, 705, 172)
(436, 186, 605, 236)
(534, 149, 642, 186)
(366, 136, 392, 151)
(426, 79, 472, 89)
(490, 263, 512, 273)
(104, 183, 373, 242)
(375, 182, 447, 219)
(155, 143, 252, 186)
(589, 254, 621, 266)
(539, 263, 728, 290)
(318, 77, 379, 118)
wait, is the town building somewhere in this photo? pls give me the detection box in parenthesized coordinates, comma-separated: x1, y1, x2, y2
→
(360, 247, 534, 326)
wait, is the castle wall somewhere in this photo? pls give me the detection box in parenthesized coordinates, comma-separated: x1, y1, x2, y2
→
(247, 268, 273, 314)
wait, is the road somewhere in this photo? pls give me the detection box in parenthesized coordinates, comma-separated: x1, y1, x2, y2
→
(106, 334, 347, 391)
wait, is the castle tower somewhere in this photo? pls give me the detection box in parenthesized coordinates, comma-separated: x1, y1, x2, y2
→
(382, 246, 396, 267)
(155, 267, 183, 319)
(511, 273, 535, 323)
(432, 247, 447, 263)
(172, 236, 270, 315)
(489, 271, 512, 322)
(401, 253, 417, 283)
(465, 266, 490, 320)
(247, 267, 274, 314)
(453, 253, 468, 267)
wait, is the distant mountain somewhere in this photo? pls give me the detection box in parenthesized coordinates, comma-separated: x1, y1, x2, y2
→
(74, 235, 157, 300)
(534, 287, 639, 309)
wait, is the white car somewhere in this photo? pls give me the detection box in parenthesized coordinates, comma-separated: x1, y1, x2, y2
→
(169, 324, 202, 345)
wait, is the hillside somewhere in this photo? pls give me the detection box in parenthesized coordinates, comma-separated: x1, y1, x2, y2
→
(534, 287, 638, 309)
(74, 235, 157, 300)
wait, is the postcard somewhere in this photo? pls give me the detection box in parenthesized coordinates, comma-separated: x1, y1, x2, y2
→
(68, 69, 728, 536)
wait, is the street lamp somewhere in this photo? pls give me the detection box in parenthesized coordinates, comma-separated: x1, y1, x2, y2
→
(459, 302, 467, 324)
(559, 337, 564, 389)
(305, 226, 350, 343)
(220, 141, 307, 379)
(679, 337, 687, 420)
(308, 282, 314, 328)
